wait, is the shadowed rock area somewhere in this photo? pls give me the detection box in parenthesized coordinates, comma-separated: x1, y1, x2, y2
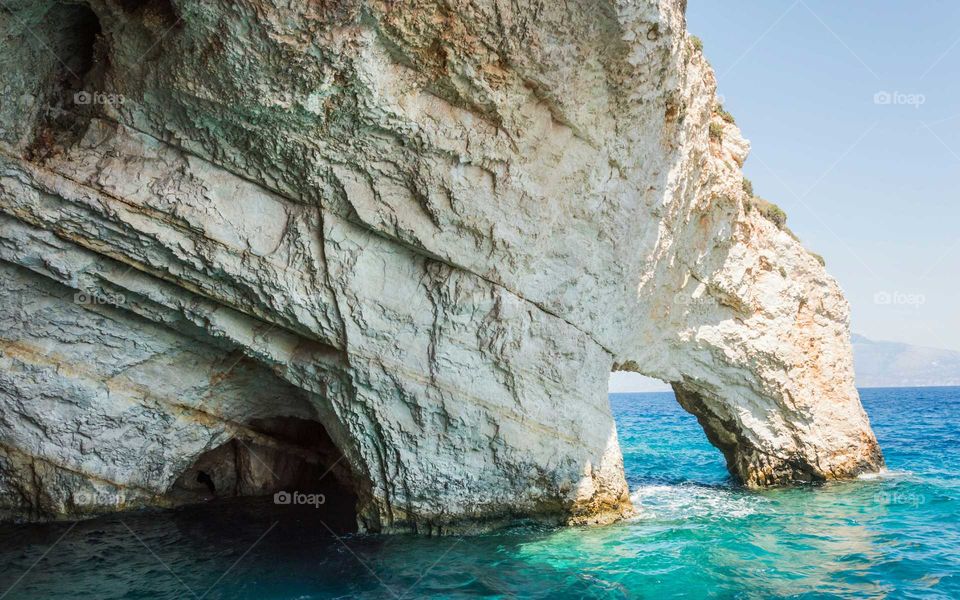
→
(0, 0, 882, 533)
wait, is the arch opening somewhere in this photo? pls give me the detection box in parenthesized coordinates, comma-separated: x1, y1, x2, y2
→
(608, 369, 729, 487)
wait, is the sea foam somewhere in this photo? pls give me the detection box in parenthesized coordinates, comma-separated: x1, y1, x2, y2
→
(628, 483, 767, 521)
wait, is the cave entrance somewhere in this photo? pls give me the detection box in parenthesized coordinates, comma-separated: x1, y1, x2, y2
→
(18, 1, 104, 162)
(169, 417, 358, 532)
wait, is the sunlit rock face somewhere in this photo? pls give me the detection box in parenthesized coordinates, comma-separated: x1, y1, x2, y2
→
(0, 0, 881, 532)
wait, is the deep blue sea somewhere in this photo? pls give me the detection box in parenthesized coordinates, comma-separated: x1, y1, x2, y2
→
(1, 387, 958, 599)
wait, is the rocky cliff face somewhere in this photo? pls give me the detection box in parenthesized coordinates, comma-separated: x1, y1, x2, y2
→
(0, 0, 883, 532)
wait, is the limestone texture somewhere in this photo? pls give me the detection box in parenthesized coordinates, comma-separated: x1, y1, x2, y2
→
(0, 0, 883, 532)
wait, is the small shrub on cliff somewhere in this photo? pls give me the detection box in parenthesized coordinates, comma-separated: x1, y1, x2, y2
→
(709, 121, 724, 143)
(747, 197, 788, 230)
(810, 252, 826, 267)
(764, 204, 788, 229)
(715, 104, 736, 124)
(741, 177, 753, 197)
(689, 35, 703, 53)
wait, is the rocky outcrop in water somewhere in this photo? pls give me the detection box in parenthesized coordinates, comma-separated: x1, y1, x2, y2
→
(0, 0, 883, 532)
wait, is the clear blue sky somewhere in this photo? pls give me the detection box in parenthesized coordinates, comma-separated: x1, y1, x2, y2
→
(611, 1, 960, 393)
(686, 1, 960, 352)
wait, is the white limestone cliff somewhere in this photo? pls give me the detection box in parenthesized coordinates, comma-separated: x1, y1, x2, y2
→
(0, 0, 883, 532)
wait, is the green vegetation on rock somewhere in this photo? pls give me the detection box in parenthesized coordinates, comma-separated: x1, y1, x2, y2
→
(747, 197, 788, 230)
(715, 105, 735, 124)
(709, 122, 724, 143)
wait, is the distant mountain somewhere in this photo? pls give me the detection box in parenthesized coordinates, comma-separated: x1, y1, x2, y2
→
(610, 334, 960, 393)
(852, 334, 960, 388)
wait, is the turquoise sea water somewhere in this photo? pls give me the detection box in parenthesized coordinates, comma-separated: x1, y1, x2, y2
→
(1, 387, 958, 599)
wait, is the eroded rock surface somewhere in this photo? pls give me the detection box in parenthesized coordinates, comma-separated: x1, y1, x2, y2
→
(0, 0, 882, 532)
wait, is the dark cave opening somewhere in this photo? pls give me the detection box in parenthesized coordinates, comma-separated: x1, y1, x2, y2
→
(23, 2, 104, 162)
(68, 4, 103, 80)
(169, 417, 359, 532)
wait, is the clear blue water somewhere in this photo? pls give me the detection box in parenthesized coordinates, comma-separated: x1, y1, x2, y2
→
(1, 387, 958, 599)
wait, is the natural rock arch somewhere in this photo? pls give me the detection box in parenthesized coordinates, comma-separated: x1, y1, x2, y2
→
(0, 0, 882, 532)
